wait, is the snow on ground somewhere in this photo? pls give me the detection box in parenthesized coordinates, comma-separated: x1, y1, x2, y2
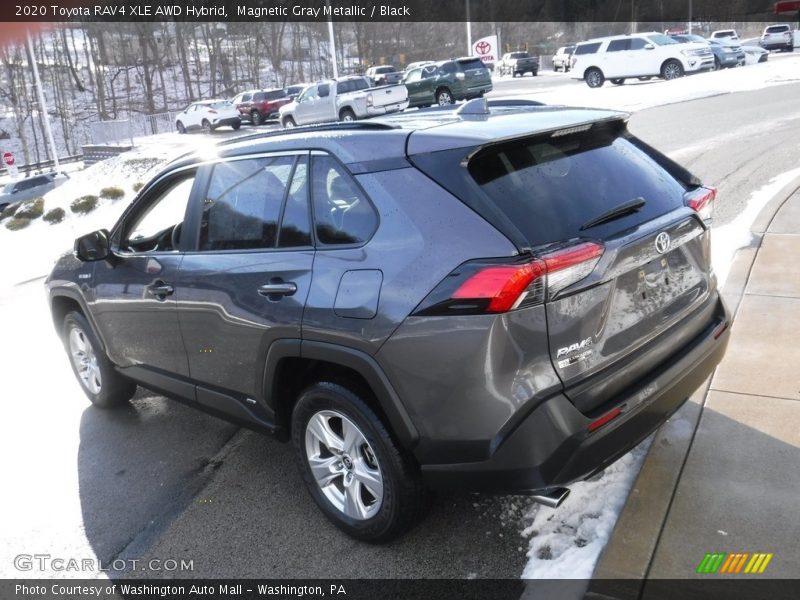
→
(711, 166, 800, 287)
(518, 438, 651, 578)
(0, 146, 177, 291)
(496, 53, 800, 112)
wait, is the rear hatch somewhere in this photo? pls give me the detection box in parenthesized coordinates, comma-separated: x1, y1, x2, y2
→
(411, 116, 717, 414)
(457, 58, 493, 91)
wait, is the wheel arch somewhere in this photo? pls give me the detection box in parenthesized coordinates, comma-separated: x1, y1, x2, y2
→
(263, 340, 419, 450)
(49, 291, 105, 350)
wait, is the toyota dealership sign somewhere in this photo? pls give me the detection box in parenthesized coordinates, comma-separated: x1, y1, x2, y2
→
(472, 35, 498, 65)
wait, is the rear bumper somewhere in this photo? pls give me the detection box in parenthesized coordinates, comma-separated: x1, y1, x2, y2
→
(365, 100, 410, 116)
(421, 295, 730, 493)
(212, 116, 241, 128)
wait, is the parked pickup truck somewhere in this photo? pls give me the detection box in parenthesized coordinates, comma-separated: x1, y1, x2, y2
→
(279, 76, 408, 127)
(497, 51, 539, 77)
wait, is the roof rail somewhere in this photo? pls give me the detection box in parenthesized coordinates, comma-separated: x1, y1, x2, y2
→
(213, 121, 398, 148)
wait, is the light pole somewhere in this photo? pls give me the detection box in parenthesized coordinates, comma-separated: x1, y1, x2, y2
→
(326, 0, 338, 78)
(26, 29, 59, 170)
(466, 0, 473, 56)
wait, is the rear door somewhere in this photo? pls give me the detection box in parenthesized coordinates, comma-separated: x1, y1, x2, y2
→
(176, 152, 313, 403)
(604, 39, 629, 76)
(461, 123, 716, 413)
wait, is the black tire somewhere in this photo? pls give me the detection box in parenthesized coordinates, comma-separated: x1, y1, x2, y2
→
(282, 116, 296, 129)
(201, 119, 212, 133)
(251, 110, 263, 126)
(231, 120, 241, 130)
(339, 108, 357, 122)
(531, 70, 538, 76)
(661, 59, 684, 81)
(585, 67, 605, 88)
(610, 78, 625, 85)
(176, 121, 185, 134)
(435, 88, 453, 106)
(62, 311, 136, 408)
(292, 381, 430, 542)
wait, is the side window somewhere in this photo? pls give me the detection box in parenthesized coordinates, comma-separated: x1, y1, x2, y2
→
(607, 39, 629, 52)
(199, 156, 294, 251)
(629, 38, 647, 50)
(123, 173, 195, 252)
(404, 69, 421, 83)
(318, 83, 331, 98)
(311, 155, 377, 246)
(575, 42, 601, 55)
(278, 158, 311, 248)
(242, 93, 252, 102)
(299, 86, 318, 103)
(337, 80, 351, 95)
(439, 62, 457, 75)
(421, 66, 437, 79)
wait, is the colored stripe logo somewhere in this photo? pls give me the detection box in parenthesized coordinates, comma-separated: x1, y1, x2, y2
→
(697, 552, 773, 574)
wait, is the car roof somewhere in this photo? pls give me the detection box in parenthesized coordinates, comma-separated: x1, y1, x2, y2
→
(166, 102, 628, 169)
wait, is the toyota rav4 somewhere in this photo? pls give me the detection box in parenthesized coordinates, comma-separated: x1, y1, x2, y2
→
(47, 99, 730, 541)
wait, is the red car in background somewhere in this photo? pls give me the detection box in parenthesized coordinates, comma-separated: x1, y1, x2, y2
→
(232, 88, 291, 126)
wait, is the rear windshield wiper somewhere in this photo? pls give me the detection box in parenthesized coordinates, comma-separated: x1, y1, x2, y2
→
(580, 197, 646, 231)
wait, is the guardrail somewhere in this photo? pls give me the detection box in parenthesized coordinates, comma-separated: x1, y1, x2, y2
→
(0, 154, 83, 177)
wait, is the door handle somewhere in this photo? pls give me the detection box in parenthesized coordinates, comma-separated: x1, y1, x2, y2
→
(147, 282, 174, 298)
(258, 282, 297, 298)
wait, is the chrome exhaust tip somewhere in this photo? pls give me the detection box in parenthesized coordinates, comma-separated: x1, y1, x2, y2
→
(529, 487, 570, 508)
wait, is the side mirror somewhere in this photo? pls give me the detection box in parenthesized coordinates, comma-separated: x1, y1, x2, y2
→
(644, 43, 655, 50)
(75, 229, 110, 262)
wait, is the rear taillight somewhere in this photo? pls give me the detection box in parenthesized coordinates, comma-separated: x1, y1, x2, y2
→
(685, 186, 716, 222)
(413, 241, 604, 316)
(452, 262, 544, 313)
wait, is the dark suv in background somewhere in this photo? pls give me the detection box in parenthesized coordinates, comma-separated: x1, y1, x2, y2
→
(48, 99, 730, 541)
(402, 57, 493, 107)
(233, 88, 292, 125)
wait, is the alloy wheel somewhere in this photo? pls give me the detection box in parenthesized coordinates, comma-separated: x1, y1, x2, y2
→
(68, 326, 102, 394)
(304, 410, 384, 520)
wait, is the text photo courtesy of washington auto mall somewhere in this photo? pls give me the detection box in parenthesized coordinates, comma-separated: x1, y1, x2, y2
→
(0, 0, 799, 599)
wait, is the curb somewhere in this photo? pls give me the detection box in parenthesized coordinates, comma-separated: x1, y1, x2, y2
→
(587, 174, 800, 600)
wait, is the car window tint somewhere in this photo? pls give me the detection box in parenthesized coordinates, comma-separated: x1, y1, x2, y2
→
(124, 174, 195, 250)
(200, 157, 294, 251)
(607, 39, 629, 52)
(439, 62, 457, 74)
(278, 158, 311, 248)
(630, 38, 647, 50)
(575, 42, 601, 55)
(311, 155, 377, 245)
(467, 127, 685, 246)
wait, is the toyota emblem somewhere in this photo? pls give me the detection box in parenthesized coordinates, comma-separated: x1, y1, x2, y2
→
(655, 232, 671, 254)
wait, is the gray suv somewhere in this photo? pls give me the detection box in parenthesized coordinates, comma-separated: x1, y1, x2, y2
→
(46, 100, 730, 541)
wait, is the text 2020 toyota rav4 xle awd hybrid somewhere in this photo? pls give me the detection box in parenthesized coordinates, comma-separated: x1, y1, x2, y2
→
(47, 99, 730, 541)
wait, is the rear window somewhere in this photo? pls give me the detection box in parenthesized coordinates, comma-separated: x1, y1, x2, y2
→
(458, 58, 488, 71)
(766, 25, 789, 33)
(466, 127, 686, 245)
(257, 90, 285, 101)
(575, 42, 601, 55)
(509, 52, 529, 59)
(375, 66, 394, 74)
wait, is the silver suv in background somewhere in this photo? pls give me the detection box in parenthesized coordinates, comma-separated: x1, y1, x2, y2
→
(0, 171, 68, 211)
(760, 24, 794, 52)
(572, 32, 713, 87)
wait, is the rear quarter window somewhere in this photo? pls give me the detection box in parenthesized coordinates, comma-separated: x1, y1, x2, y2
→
(575, 42, 601, 55)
